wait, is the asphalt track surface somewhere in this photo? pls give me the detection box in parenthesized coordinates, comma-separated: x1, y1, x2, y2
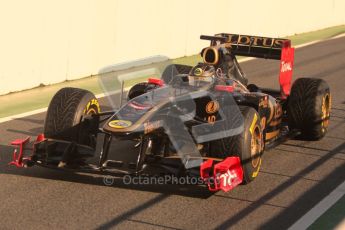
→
(1, 37, 345, 230)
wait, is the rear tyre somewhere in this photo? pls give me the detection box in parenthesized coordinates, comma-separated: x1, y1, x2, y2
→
(161, 64, 192, 84)
(209, 106, 263, 183)
(44, 87, 100, 148)
(287, 78, 331, 140)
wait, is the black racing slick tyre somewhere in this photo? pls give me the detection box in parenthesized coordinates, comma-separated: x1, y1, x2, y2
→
(161, 64, 192, 84)
(127, 82, 160, 100)
(209, 106, 263, 184)
(44, 87, 100, 148)
(287, 78, 331, 140)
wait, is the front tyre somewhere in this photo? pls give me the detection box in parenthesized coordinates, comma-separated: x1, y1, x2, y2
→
(44, 87, 100, 148)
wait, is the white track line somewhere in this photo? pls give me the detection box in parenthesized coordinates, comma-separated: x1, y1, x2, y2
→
(0, 92, 108, 123)
(0, 88, 131, 124)
(295, 40, 322, 49)
(1, 33, 345, 124)
(332, 33, 345, 39)
(288, 180, 345, 230)
(0, 108, 48, 123)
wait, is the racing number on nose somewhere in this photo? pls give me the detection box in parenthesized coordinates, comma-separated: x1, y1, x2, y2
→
(207, 115, 216, 123)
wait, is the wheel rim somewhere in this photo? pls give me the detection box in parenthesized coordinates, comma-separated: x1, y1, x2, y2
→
(84, 99, 101, 115)
(321, 93, 331, 132)
(86, 108, 97, 115)
(251, 125, 262, 168)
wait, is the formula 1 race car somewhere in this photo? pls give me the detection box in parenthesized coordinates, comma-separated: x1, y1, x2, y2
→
(8, 33, 331, 192)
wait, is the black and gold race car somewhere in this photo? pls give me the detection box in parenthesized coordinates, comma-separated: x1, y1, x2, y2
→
(8, 33, 331, 192)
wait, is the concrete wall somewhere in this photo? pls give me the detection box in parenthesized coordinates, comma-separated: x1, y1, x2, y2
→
(1, 0, 344, 95)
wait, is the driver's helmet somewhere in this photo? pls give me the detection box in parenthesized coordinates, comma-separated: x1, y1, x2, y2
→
(189, 63, 215, 87)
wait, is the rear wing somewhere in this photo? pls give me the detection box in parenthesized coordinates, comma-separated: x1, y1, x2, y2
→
(200, 33, 295, 98)
(201, 33, 292, 60)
